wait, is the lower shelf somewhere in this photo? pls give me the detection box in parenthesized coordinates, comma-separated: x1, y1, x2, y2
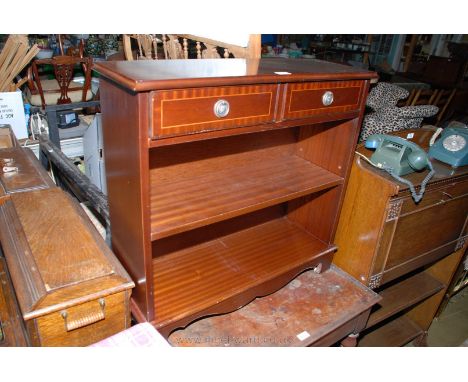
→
(358, 316, 424, 347)
(366, 271, 445, 328)
(152, 217, 335, 330)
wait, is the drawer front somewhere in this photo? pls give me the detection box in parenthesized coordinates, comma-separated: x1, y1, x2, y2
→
(400, 179, 468, 216)
(379, 191, 468, 276)
(282, 80, 363, 121)
(151, 84, 278, 138)
(33, 291, 130, 346)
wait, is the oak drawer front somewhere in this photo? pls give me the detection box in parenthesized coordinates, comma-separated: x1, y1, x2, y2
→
(33, 292, 130, 346)
(400, 180, 468, 216)
(383, 192, 468, 272)
(283, 81, 363, 121)
(151, 85, 278, 138)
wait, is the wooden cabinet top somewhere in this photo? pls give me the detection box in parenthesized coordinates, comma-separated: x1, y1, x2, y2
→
(94, 58, 378, 92)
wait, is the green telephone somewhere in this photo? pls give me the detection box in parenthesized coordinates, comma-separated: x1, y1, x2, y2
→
(364, 134, 435, 203)
(364, 134, 430, 176)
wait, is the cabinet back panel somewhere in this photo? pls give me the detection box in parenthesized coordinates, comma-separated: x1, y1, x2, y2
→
(149, 128, 297, 183)
(152, 205, 284, 258)
(295, 119, 358, 177)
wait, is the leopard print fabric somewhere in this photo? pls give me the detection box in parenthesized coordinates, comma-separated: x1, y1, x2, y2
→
(359, 82, 439, 141)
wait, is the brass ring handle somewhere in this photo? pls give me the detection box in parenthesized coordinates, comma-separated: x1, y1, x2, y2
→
(61, 298, 105, 332)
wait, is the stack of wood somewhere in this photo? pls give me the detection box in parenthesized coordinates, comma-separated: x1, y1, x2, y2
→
(0, 35, 39, 92)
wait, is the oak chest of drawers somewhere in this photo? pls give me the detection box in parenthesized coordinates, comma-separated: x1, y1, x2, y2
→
(95, 58, 377, 337)
(334, 127, 468, 346)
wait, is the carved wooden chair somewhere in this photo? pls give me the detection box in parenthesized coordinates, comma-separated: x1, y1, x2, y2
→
(25, 55, 94, 109)
(123, 34, 261, 60)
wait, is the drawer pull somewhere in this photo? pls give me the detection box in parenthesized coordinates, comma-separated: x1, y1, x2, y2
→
(322, 91, 334, 106)
(213, 99, 230, 118)
(61, 298, 105, 332)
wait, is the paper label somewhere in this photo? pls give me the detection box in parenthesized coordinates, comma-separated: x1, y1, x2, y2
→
(296, 331, 311, 341)
(0, 92, 28, 139)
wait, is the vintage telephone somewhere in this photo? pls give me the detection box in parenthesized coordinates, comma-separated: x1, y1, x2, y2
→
(363, 134, 435, 203)
(428, 122, 468, 167)
(364, 134, 430, 176)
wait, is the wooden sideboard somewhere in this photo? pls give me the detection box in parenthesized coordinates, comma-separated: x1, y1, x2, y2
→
(334, 127, 468, 346)
(95, 58, 378, 338)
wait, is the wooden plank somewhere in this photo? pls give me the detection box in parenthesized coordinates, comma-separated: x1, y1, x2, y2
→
(153, 217, 336, 329)
(168, 265, 380, 347)
(366, 271, 444, 328)
(150, 155, 343, 240)
(358, 316, 423, 347)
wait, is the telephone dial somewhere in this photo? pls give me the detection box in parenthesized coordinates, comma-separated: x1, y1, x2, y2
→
(428, 121, 468, 168)
(364, 134, 435, 203)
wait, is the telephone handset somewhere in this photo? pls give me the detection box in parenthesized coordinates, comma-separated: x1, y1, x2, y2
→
(363, 134, 435, 203)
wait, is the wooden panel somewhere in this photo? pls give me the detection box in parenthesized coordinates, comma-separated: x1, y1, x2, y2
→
(0, 258, 29, 346)
(405, 247, 466, 331)
(0, 128, 14, 148)
(358, 316, 423, 347)
(35, 291, 130, 347)
(11, 189, 114, 290)
(384, 194, 467, 270)
(399, 180, 468, 216)
(153, 217, 335, 330)
(0, 146, 55, 194)
(290, 120, 364, 244)
(168, 265, 380, 347)
(150, 154, 342, 240)
(366, 271, 444, 328)
(99, 81, 153, 320)
(151, 84, 278, 138)
(282, 81, 363, 121)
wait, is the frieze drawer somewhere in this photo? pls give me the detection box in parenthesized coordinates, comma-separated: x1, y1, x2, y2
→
(150, 84, 278, 139)
(282, 80, 364, 122)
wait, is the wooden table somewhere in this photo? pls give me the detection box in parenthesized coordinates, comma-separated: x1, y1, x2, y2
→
(168, 265, 380, 347)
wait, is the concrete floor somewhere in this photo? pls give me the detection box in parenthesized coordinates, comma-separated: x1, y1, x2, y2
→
(426, 286, 468, 347)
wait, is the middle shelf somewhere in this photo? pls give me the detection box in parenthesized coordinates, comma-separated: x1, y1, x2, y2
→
(152, 216, 335, 328)
(150, 154, 342, 240)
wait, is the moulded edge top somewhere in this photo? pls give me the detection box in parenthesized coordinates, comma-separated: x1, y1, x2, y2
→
(94, 58, 378, 92)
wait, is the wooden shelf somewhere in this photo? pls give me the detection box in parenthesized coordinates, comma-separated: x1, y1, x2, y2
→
(358, 316, 423, 347)
(152, 217, 335, 328)
(150, 154, 342, 240)
(366, 272, 444, 328)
